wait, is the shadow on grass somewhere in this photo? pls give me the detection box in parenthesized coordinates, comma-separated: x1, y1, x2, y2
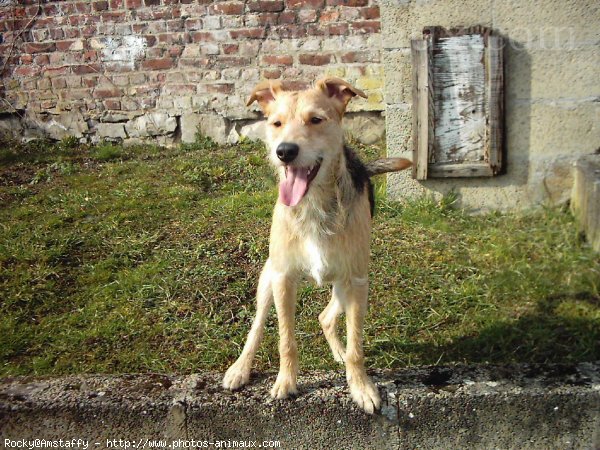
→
(376, 293, 600, 365)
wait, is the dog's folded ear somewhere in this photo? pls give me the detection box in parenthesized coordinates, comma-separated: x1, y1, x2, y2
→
(316, 77, 367, 114)
(247, 80, 283, 113)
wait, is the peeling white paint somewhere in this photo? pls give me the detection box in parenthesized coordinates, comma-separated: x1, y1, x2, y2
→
(433, 34, 486, 164)
(100, 36, 146, 70)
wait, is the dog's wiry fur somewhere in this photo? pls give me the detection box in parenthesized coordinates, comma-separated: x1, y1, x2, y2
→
(222, 77, 412, 414)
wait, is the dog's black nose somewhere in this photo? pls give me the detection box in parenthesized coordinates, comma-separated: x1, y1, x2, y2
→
(276, 142, 299, 163)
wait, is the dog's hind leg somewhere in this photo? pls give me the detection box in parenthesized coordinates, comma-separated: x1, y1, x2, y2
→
(223, 259, 274, 391)
(319, 288, 345, 363)
(339, 280, 381, 414)
(270, 273, 299, 399)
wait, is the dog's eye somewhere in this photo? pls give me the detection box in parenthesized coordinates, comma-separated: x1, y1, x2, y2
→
(310, 117, 323, 125)
(272, 120, 282, 128)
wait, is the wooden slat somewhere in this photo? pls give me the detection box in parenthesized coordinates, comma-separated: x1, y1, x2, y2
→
(428, 163, 494, 178)
(485, 34, 504, 174)
(411, 38, 431, 180)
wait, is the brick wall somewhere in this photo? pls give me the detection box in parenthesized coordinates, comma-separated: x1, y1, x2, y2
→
(0, 0, 384, 145)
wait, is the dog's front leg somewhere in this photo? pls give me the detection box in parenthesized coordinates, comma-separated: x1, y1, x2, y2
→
(341, 280, 381, 414)
(270, 273, 299, 399)
(223, 259, 274, 391)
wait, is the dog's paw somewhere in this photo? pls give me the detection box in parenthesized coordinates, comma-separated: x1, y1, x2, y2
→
(222, 361, 251, 391)
(349, 377, 381, 414)
(270, 374, 298, 399)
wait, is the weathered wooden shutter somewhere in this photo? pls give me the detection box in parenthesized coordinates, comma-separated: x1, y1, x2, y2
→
(411, 26, 504, 180)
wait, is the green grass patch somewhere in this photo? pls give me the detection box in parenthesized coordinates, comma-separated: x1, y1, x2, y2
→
(0, 137, 598, 376)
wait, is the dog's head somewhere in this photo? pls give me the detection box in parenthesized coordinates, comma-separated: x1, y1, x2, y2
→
(247, 77, 366, 207)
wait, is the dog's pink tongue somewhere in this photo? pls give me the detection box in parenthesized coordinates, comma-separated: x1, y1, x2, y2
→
(279, 167, 309, 207)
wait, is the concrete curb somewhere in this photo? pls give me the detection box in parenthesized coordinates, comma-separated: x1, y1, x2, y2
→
(2, 363, 599, 449)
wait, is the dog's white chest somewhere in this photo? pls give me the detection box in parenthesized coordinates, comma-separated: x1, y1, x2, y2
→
(303, 237, 329, 285)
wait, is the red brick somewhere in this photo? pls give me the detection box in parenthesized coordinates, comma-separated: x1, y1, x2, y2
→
(263, 69, 281, 79)
(84, 50, 98, 62)
(23, 42, 56, 53)
(51, 78, 68, 89)
(279, 11, 297, 23)
(49, 28, 65, 40)
(248, 1, 284, 12)
(205, 83, 235, 94)
(64, 28, 81, 38)
(20, 54, 33, 64)
(229, 28, 266, 39)
(73, 2, 91, 13)
(351, 20, 380, 33)
(359, 6, 380, 19)
(213, 56, 250, 67)
(222, 44, 239, 54)
(262, 55, 293, 65)
(14, 65, 41, 77)
(110, 0, 125, 8)
(209, 2, 244, 15)
(82, 76, 100, 88)
(104, 100, 121, 110)
(298, 53, 332, 65)
(275, 25, 306, 38)
(34, 54, 50, 65)
(93, 87, 122, 99)
(327, 23, 349, 34)
(101, 12, 127, 22)
(93, 1, 109, 11)
(82, 26, 98, 38)
(125, 0, 142, 8)
(144, 36, 158, 47)
(319, 10, 339, 22)
(168, 45, 184, 57)
(43, 4, 59, 15)
(286, 0, 323, 8)
(44, 66, 70, 77)
(72, 64, 101, 75)
(327, 0, 367, 5)
(157, 32, 189, 44)
(144, 0, 161, 6)
(141, 58, 176, 70)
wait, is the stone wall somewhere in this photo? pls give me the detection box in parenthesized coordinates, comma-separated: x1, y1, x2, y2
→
(382, 0, 600, 211)
(0, 0, 384, 145)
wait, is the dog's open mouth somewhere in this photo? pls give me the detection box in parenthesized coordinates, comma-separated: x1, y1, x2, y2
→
(279, 159, 322, 207)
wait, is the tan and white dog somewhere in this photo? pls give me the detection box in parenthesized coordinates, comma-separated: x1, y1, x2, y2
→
(222, 77, 411, 413)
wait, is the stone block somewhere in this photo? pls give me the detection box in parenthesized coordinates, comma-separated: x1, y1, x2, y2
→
(494, 0, 600, 49)
(343, 112, 385, 145)
(125, 112, 177, 138)
(505, 47, 600, 101)
(28, 112, 89, 140)
(380, 0, 493, 49)
(96, 123, 127, 139)
(382, 48, 412, 104)
(181, 113, 229, 145)
(526, 102, 600, 158)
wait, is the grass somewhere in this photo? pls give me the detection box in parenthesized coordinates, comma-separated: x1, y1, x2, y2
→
(0, 136, 598, 377)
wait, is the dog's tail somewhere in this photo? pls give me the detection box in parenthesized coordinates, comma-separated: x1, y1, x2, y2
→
(365, 158, 412, 177)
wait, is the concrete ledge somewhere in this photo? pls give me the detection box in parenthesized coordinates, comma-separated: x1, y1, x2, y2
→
(572, 154, 600, 252)
(1, 363, 599, 449)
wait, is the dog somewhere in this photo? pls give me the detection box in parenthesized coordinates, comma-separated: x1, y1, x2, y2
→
(222, 77, 412, 414)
